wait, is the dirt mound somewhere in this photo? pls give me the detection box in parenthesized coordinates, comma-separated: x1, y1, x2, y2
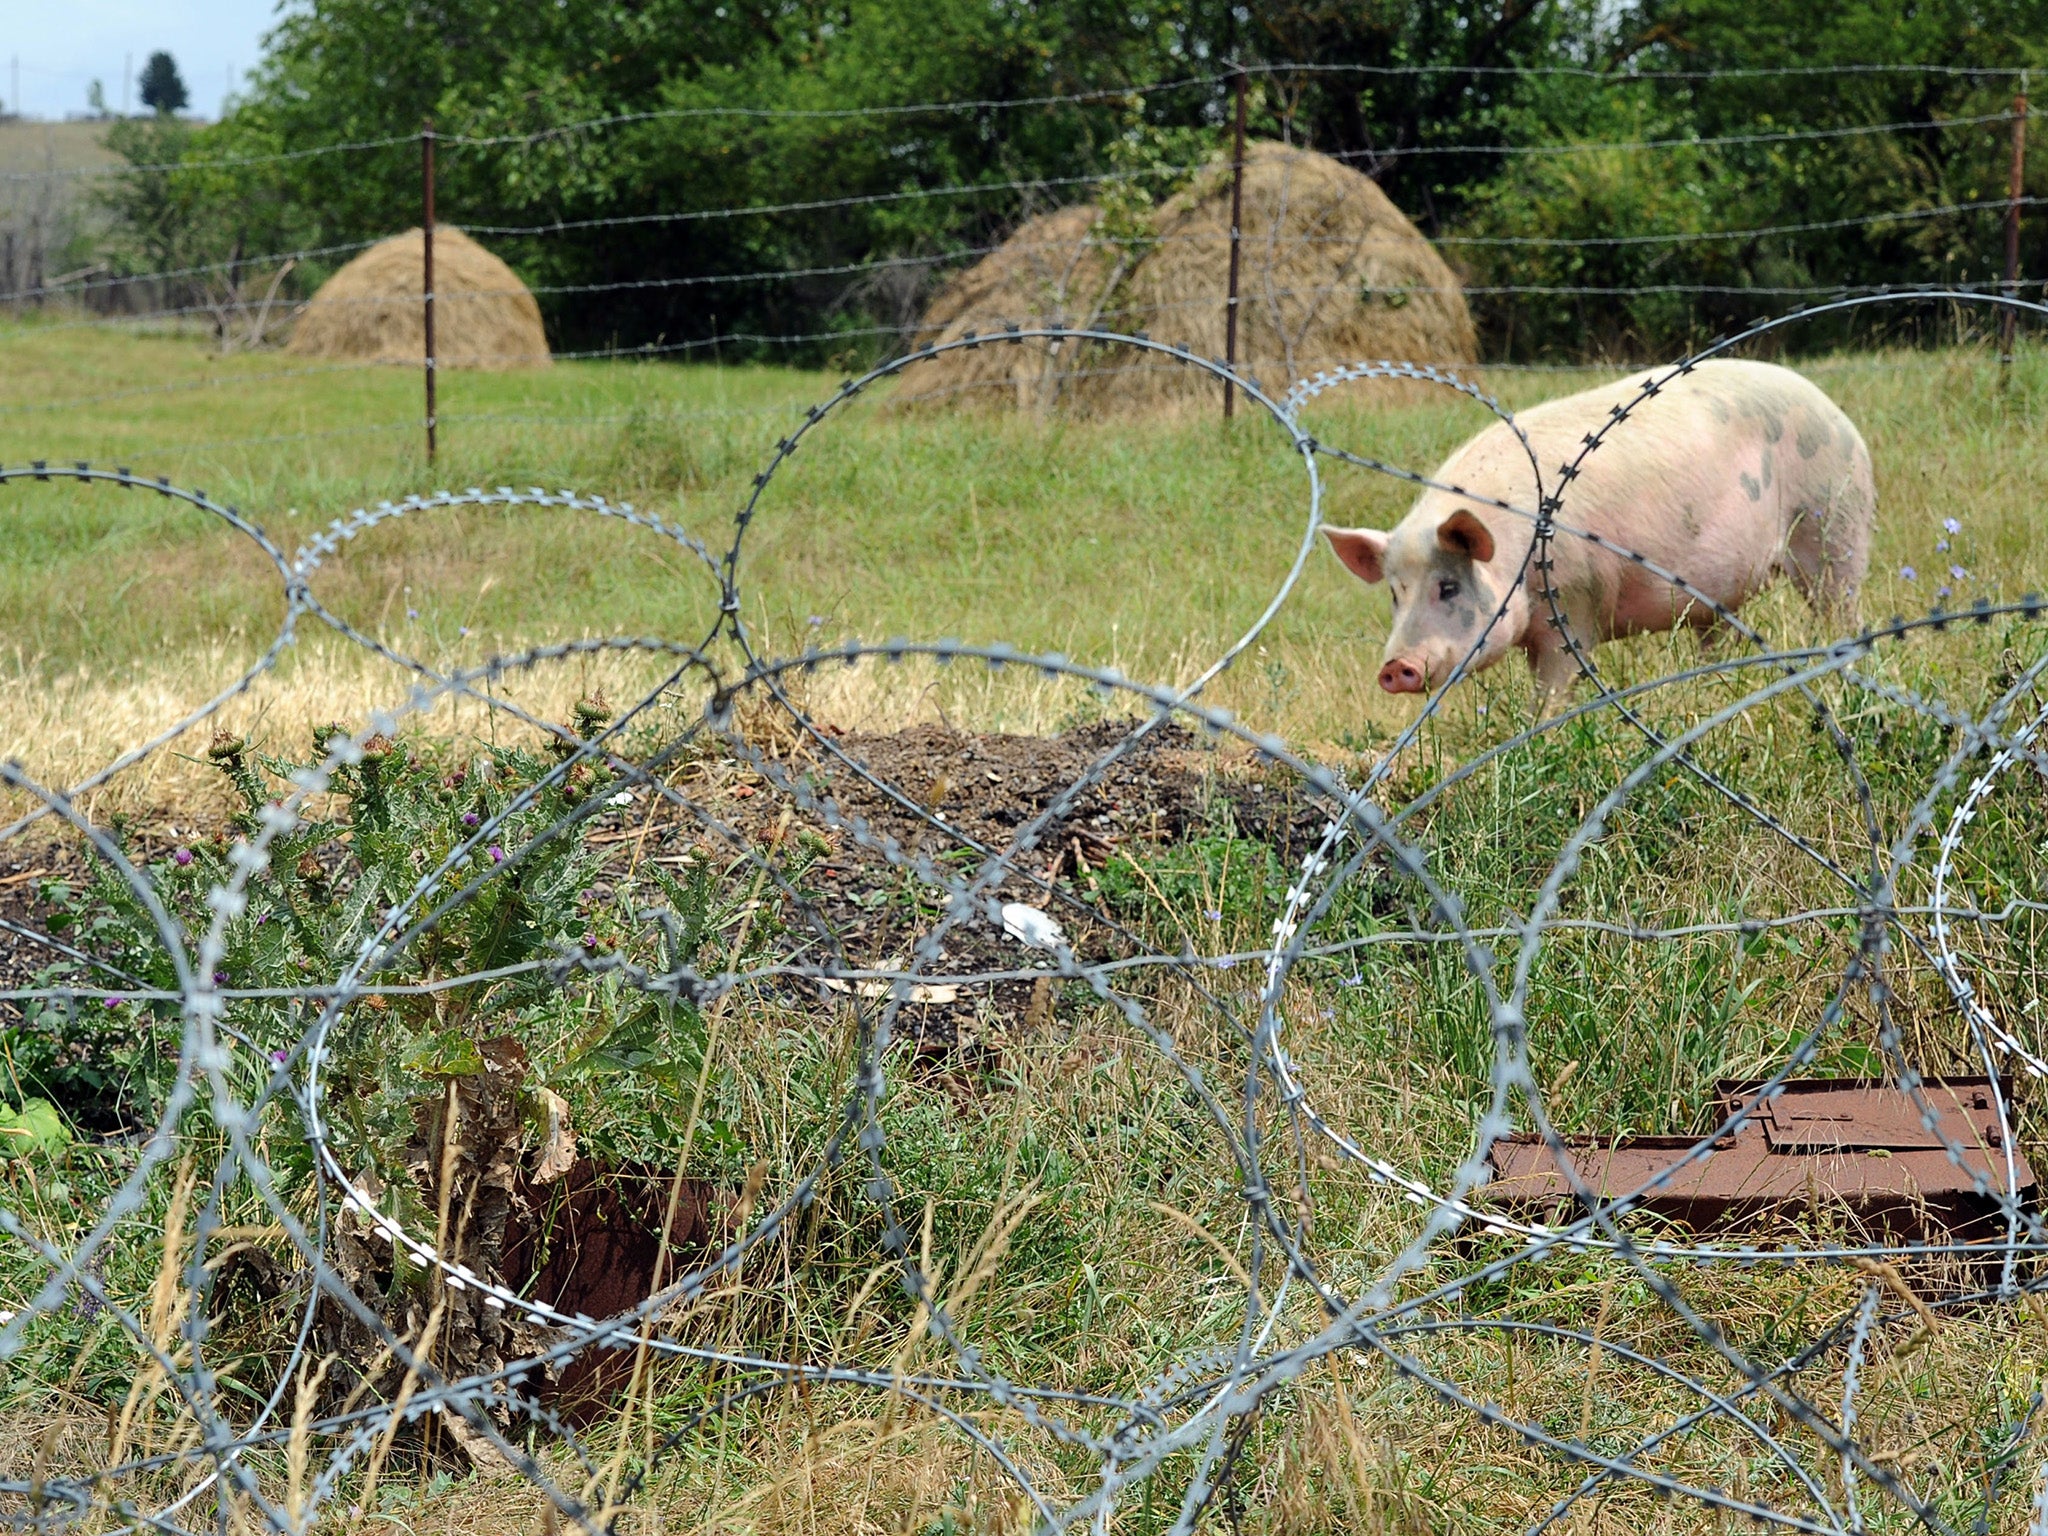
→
(287, 227, 551, 369)
(902, 142, 1476, 414)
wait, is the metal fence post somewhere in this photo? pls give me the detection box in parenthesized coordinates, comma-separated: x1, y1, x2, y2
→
(1224, 65, 1248, 421)
(2000, 79, 2028, 386)
(423, 117, 438, 464)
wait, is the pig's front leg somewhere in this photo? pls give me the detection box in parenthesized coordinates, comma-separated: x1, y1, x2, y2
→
(1525, 638, 1586, 713)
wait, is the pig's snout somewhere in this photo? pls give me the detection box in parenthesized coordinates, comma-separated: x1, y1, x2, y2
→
(1378, 658, 1426, 694)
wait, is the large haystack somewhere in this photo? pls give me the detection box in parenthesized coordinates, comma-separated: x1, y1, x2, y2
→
(901, 206, 1125, 411)
(287, 227, 551, 368)
(904, 142, 1475, 412)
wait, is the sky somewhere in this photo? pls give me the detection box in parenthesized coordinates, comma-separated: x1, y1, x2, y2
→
(3, 0, 288, 122)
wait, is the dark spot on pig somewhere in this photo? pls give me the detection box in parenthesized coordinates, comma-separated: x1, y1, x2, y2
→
(1761, 410, 1783, 444)
(1796, 419, 1824, 459)
(1739, 472, 1762, 502)
(1680, 504, 1702, 538)
(1760, 449, 1773, 490)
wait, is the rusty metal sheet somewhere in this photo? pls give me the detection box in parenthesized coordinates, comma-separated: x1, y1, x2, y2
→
(1483, 1077, 2032, 1241)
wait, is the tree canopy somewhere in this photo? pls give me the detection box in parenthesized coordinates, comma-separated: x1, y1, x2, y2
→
(102, 0, 2048, 361)
(138, 52, 189, 116)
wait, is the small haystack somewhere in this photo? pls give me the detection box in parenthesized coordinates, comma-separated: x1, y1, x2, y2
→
(288, 227, 551, 368)
(902, 206, 1125, 411)
(904, 142, 1475, 412)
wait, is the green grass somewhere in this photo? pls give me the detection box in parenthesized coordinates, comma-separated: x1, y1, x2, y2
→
(3, 320, 2048, 1533)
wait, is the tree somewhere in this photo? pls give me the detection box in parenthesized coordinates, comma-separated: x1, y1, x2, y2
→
(139, 52, 188, 116)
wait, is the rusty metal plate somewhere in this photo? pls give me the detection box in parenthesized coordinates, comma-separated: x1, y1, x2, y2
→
(1483, 1077, 2033, 1240)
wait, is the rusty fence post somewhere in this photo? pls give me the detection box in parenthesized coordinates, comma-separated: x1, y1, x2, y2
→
(1224, 65, 1248, 421)
(423, 117, 438, 464)
(2000, 79, 2028, 387)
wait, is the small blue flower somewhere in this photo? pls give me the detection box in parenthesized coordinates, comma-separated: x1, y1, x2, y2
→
(1936, 539, 1949, 553)
(806, 614, 824, 628)
(1950, 565, 1967, 581)
(1900, 566, 1917, 581)
(1937, 585, 1952, 599)
(1943, 517, 1961, 535)
(1216, 957, 1236, 969)
(407, 607, 419, 620)
(1205, 909, 1222, 921)
(459, 626, 472, 638)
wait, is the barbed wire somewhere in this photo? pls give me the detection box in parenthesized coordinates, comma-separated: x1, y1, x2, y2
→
(1, 293, 2046, 1535)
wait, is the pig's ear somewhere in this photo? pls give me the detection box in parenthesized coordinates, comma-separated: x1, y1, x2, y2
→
(1436, 507, 1496, 564)
(1322, 526, 1389, 585)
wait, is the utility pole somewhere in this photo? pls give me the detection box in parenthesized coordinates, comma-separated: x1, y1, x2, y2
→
(1223, 64, 1248, 421)
(422, 118, 438, 465)
(2000, 76, 2029, 386)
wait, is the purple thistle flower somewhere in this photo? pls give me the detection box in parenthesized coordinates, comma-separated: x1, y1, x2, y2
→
(581, 933, 597, 949)
(1943, 517, 1961, 535)
(103, 996, 121, 1009)
(271, 1049, 288, 1064)
(1899, 565, 1917, 581)
(462, 811, 479, 827)
(172, 847, 193, 867)
(213, 971, 229, 986)
(489, 845, 505, 863)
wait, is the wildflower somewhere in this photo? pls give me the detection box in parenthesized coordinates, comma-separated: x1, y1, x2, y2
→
(1937, 585, 1952, 599)
(172, 847, 193, 867)
(459, 626, 471, 637)
(1205, 909, 1222, 921)
(1943, 517, 1961, 535)
(1216, 957, 1236, 969)
(1936, 540, 1949, 553)
(103, 996, 121, 1009)
(213, 971, 229, 985)
(489, 845, 505, 863)
(581, 933, 597, 949)
(1950, 565, 1967, 581)
(407, 608, 419, 620)
(270, 1049, 288, 1064)
(807, 614, 824, 627)
(1899, 565, 1917, 581)
(462, 812, 479, 827)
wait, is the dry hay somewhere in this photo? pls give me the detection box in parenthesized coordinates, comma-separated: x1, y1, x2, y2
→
(901, 205, 1126, 412)
(287, 226, 551, 369)
(903, 142, 1476, 414)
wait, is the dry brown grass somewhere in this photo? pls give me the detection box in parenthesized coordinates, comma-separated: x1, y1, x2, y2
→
(902, 142, 1478, 416)
(287, 227, 552, 369)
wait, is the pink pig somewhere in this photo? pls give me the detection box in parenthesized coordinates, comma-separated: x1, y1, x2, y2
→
(1322, 359, 1875, 702)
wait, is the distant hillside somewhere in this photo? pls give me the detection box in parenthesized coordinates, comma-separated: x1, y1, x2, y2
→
(1, 120, 123, 299)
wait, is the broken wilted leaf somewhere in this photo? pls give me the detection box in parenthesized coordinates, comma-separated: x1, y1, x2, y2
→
(822, 978, 960, 1004)
(530, 1087, 576, 1186)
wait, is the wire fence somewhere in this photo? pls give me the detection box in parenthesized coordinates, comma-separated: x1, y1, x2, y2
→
(2, 288, 2047, 1531)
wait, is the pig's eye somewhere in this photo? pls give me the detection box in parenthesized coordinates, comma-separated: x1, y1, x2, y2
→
(1437, 579, 1461, 602)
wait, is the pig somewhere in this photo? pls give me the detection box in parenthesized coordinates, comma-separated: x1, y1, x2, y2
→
(1321, 359, 1875, 703)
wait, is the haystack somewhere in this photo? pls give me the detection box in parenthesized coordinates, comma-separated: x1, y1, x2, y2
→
(287, 227, 551, 368)
(901, 206, 1125, 410)
(904, 142, 1475, 412)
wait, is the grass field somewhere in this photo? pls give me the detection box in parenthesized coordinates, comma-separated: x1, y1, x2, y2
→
(3, 319, 2048, 1533)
